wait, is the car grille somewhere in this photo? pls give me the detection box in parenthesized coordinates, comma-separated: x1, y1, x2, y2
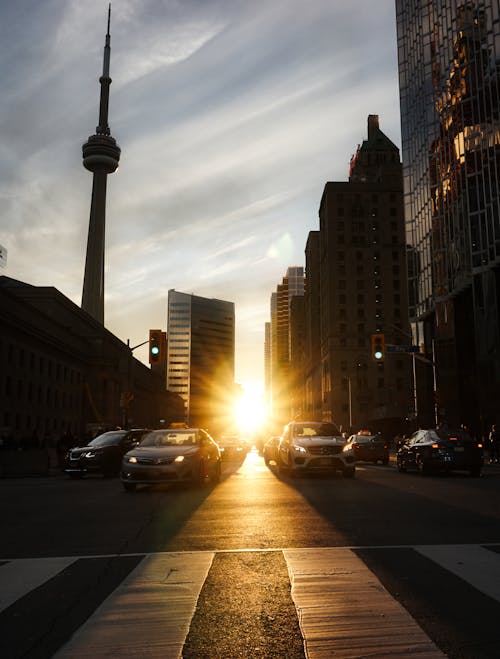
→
(308, 445, 343, 455)
(135, 456, 175, 465)
(308, 456, 345, 469)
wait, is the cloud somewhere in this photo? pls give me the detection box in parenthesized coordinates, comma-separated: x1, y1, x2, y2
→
(0, 0, 401, 386)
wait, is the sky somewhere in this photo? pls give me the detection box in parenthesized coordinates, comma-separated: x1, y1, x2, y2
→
(0, 0, 402, 392)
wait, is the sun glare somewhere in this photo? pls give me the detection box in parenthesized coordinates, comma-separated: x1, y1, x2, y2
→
(234, 382, 267, 435)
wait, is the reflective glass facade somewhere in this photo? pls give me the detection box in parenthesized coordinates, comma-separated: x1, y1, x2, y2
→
(166, 290, 235, 433)
(396, 0, 500, 428)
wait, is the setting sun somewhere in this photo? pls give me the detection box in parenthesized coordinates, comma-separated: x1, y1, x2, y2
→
(233, 382, 267, 435)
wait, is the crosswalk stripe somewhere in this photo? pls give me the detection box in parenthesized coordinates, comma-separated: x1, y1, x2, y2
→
(54, 551, 214, 658)
(2, 544, 500, 657)
(284, 547, 445, 658)
(0, 556, 77, 613)
(415, 544, 500, 603)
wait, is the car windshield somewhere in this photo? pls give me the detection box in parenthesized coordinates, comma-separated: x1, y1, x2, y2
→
(353, 435, 376, 444)
(88, 432, 125, 447)
(219, 436, 240, 446)
(293, 423, 341, 438)
(140, 430, 198, 447)
(436, 429, 474, 443)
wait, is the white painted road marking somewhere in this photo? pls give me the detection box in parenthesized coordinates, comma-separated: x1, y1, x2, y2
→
(416, 544, 500, 602)
(54, 551, 214, 659)
(284, 547, 445, 658)
(0, 557, 77, 612)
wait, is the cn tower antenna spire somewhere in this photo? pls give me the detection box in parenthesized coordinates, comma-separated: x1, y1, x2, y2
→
(97, 3, 112, 135)
(81, 4, 121, 325)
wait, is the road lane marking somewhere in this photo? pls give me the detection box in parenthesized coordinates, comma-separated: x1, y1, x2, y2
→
(0, 557, 77, 612)
(54, 551, 214, 659)
(416, 544, 500, 603)
(284, 547, 445, 658)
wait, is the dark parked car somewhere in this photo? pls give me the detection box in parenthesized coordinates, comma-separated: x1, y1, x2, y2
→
(65, 429, 150, 478)
(344, 432, 389, 465)
(396, 428, 483, 476)
(263, 436, 281, 466)
(121, 427, 221, 491)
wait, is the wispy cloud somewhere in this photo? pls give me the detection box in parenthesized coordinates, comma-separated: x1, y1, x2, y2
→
(0, 0, 401, 385)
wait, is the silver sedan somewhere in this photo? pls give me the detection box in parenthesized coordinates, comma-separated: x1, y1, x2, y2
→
(121, 427, 221, 491)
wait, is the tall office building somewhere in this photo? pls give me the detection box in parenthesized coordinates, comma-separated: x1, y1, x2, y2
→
(166, 290, 235, 434)
(396, 1, 500, 429)
(303, 231, 322, 420)
(317, 115, 412, 433)
(268, 267, 305, 426)
(81, 7, 120, 325)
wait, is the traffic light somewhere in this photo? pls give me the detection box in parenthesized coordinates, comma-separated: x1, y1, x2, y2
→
(371, 333, 385, 362)
(149, 329, 162, 364)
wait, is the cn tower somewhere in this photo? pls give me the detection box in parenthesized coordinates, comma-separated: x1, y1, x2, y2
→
(81, 4, 120, 324)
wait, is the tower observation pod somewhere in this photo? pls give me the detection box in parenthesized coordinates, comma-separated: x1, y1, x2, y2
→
(81, 4, 121, 325)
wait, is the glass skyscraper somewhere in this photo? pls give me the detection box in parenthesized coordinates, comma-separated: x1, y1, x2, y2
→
(166, 290, 235, 435)
(396, 0, 500, 430)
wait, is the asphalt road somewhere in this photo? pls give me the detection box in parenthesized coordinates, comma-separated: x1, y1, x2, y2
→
(1, 450, 500, 657)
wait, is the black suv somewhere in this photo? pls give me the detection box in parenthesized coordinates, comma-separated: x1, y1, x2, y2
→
(65, 429, 150, 478)
(397, 428, 483, 476)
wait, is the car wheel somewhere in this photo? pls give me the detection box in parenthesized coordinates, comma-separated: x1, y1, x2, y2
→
(417, 456, 431, 475)
(123, 482, 136, 492)
(196, 461, 211, 487)
(343, 466, 355, 478)
(211, 461, 221, 484)
(277, 453, 289, 475)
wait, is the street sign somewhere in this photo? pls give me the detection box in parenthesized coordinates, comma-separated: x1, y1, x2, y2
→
(386, 344, 420, 353)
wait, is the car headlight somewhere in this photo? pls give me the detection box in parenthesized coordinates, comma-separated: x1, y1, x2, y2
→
(342, 445, 352, 453)
(292, 445, 307, 453)
(127, 456, 138, 464)
(174, 455, 185, 463)
(83, 451, 96, 458)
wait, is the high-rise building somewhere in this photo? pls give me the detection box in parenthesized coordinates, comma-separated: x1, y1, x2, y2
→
(264, 321, 271, 417)
(396, 1, 500, 430)
(268, 267, 305, 426)
(81, 7, 120, 325)
(304, 231, 322, 420)
(166, 290, 235, 435)
(316, 115, 412, 433)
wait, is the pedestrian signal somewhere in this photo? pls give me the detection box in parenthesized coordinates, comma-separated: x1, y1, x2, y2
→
(371, 333, 385, 362)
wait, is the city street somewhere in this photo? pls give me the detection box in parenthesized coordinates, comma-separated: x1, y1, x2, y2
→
(1, 449, 500, 658)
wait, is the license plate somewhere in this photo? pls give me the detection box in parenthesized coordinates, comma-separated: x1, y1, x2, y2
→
(453, 447, 464, 452)
(318, 458, 332, 466)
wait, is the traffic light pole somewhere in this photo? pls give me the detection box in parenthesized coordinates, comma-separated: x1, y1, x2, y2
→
(123, 339, 150, 428)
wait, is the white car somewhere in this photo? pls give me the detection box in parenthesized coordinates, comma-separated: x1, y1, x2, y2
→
(277, 421, 355, 478)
